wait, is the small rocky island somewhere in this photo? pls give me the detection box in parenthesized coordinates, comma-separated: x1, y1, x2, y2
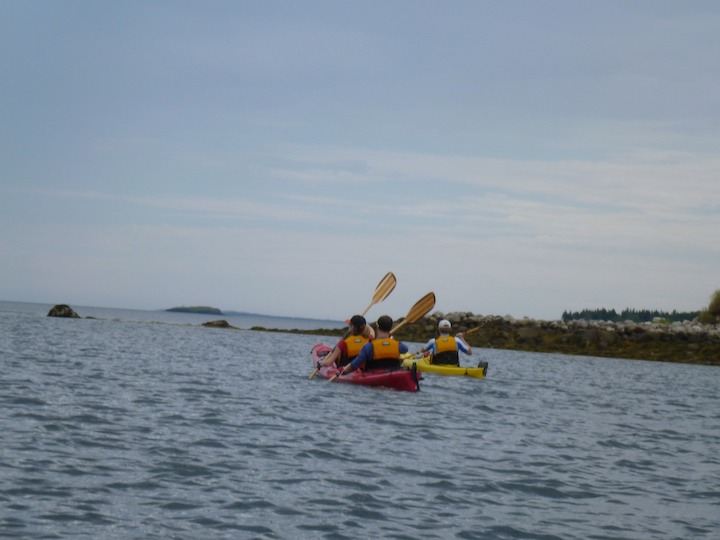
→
(166, 306, 224, 315)
(201, 320, 241, 329)
(47, 304, 80, 318)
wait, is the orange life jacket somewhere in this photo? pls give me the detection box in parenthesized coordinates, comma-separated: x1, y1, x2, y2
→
(367, 338, 401, 370)
(340, 335, 369, 366)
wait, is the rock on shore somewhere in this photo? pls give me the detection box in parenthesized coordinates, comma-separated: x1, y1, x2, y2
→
(47, 304, 80, 318)
(201, 319, 241, 329)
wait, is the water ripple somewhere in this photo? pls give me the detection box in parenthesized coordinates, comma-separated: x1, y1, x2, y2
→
(1, 309, 719, 539)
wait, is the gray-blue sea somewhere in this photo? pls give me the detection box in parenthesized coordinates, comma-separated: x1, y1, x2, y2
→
(1, 301, 718, 539)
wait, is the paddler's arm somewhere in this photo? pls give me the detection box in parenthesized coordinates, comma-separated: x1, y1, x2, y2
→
(456, 332, 472, 355)
(340, 342, 372, 375)
(319, 346, 340, 367)
(416, 338, 434, 356)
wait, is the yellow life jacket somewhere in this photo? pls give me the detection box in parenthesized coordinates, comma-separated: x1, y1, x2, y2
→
(433, 335, 459, 365)
(435, 336, 458, 354)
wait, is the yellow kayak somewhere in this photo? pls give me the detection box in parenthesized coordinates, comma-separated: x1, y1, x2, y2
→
(401, 353, 488, 379)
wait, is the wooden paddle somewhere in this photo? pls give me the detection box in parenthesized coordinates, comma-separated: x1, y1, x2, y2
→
(360, 271, 397, 316)
(462, 322, 487, 336)
(328, 292, 436, 382)
(390, 292, 436, 334)
(309, 272, 397, 380)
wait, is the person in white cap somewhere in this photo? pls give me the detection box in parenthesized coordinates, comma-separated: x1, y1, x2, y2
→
(417, 319, 472, 365)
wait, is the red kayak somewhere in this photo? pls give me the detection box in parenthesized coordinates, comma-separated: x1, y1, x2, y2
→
(311, 343, 420, 392)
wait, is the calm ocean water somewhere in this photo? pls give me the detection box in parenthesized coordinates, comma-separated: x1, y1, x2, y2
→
(1, 301, 718, 539)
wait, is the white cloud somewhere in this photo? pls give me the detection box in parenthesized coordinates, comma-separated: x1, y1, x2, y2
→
(2, 2, 719, 321)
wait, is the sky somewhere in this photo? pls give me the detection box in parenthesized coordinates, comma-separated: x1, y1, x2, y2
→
(1, 1, 719, 321)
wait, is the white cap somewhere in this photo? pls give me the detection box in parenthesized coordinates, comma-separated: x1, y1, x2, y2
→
(438, 319, 451, 329)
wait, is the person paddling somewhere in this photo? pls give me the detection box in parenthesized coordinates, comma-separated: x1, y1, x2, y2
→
(317, 315, 375, 369)
(418, 319, 472, 365)
(338, 315, 409, 376)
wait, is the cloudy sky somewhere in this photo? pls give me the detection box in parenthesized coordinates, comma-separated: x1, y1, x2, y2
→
(1, 1, 719, 321)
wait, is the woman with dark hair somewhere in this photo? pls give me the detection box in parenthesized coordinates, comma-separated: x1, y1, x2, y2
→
(316, 315, 375, 368)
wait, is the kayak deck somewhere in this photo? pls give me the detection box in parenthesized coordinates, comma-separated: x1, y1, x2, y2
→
(401, 353, 488, 379)
(311, 343, 420, 392)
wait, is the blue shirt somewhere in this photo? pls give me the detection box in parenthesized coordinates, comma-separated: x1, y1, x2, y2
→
(349, 338, 409, 371)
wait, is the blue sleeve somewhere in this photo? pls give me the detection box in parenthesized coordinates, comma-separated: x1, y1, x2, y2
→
(399, 342, 409, 354)
(425, 338, 436, 353)
(456, 337, 470, 354)
(349, 342, 373, 371)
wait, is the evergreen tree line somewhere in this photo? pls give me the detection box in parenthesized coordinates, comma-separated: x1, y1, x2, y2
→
(561, 308, 700, 323)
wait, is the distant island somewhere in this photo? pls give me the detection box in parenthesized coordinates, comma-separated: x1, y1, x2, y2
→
(166, 306, 224, 315)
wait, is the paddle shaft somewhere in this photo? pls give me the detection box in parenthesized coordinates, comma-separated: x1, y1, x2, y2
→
(463, 322, 486, 336)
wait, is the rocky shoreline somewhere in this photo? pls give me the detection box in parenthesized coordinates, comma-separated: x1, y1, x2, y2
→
(391, 312, 720, 366)
(269, 311, 720, 366)
(46, 303, 719, 366)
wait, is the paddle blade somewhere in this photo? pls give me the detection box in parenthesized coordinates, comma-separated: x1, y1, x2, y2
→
(371, 272, 397, 304)
(390, 292, 436, 334)
(360, 271, 397, 316)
